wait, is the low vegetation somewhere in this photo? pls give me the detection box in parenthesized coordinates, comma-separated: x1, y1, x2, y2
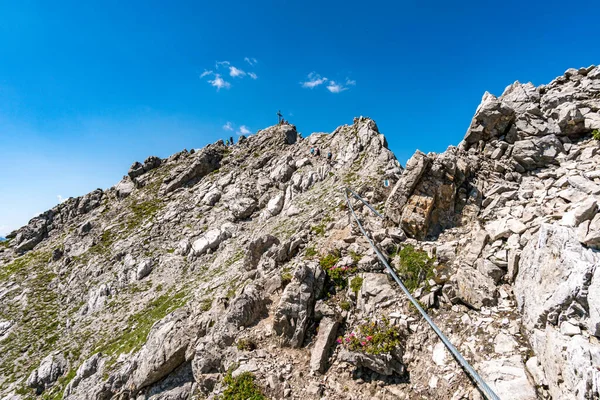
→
(218, 370, 265, 400)
(593, 129, 600, 141)
(350, 276, 364, 294)
(338, 317, 403, 355)
(395, 245, 435, 292)
(97, 290, 189, 361)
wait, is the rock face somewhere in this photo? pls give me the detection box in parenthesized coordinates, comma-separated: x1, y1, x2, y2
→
(273, 263, 325, 347)
(4, 67, 600, 400)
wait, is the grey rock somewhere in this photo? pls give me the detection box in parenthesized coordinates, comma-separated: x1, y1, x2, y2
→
(136, 259, 154, 280)
(477, 355, 537, 400)
(229, 197, 257, 220)
(463, 92, 515, 145)
(451, 266, 497, 310)
(115, 177, 136, 198)
(515, 223, 598, 332)
(338, 349, 404, 376)
(128, 309, 191, 392)
(162, 146, 223, 194)
(128, 161, 145, 179)
(310, 316, 340, 373)
(273, 263, 325, 347)
(27, 353, 67, 394)
(512, 135, 564, 170)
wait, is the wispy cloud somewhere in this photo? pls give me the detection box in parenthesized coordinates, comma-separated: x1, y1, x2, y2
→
(326, 78, 356, 93)
(57, 195, 68, 203)
(215, 60, 230, 69)
(223, 122, 234, 131)
(208, 74, 231, 90)
(244, 57, 257, 66)
(200, 69, 213, 78)
(301, 72, 328, 88)
(238, 125, 251, 135)
(229, 66, 246, 78)
(326, 81, 346, 93)
(248, 72, 258, 80)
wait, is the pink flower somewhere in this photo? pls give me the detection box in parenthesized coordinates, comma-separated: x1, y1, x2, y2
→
(361, 341, 366, 346)
(336, 338, 342, 344)
(345, 337, 351, 343)
(349, 333, 355, 337)
(366, 336, 373, 341)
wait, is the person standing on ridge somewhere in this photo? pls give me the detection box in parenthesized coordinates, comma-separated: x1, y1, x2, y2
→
(229, 136, 234, 145)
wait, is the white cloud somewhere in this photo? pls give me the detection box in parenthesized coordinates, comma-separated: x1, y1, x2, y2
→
(200, 69, 213, 78)
(57, 195, 68, 203)
(244, 57, 258, 66)
(248, 72, 258, 80)
(208, 74, 231, 90)
(301, 72, 328, 88)
(346, 78, 356, 86)
(326, 81, 347, 93)
(238, 125, 251, 135)
(229, 66, 246, 78)
(223, 122, 234, 131)
(215, 60, 230, 69)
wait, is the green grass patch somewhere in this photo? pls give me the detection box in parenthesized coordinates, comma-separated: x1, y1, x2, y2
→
(96, 290, 189, 361)
(311, 223, 326, 236)
(350, 276, 364, 294)
(126, 199, 163, 231)
(349, 250, 362, 264)
(396, 245, 435, 292)
(593, 129, 600, 140)
(304, 246, 317, 258)
(236, 338, 257, 351)
(218, 370, 266, 400)
(280, 267, 293, 286)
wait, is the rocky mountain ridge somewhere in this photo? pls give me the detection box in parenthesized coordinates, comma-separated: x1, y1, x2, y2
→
(1, 65, 599, 400)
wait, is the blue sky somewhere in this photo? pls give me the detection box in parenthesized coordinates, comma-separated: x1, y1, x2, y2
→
(0, 0, 599, 236)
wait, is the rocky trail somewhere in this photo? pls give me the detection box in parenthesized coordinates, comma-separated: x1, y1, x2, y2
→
(1, 65, 600, 400)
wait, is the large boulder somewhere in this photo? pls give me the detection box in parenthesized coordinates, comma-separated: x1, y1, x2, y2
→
(512, 134, 564, 170)
(229, 197, 257, 220)
(27, 353, 67, 394)
(127, 309, 192, 392)
(462, 92, 516, 146)
(310, 316, 340, 373)
(272, 263, 325, 347)
(191, 228, 230, 256)
(450, 266, 497, 310)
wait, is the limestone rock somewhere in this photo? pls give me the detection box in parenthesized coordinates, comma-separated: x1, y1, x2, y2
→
(273, 263, 325, 347)
(338, 349, 404, 376)
(310, 316, 340, 373)
(229, 197, 257, 220)
(477, 355, 537, 400)
(451, 266, 497, 310)
(128, 309, 192, 392)
(27, 353, 67, 394)
(515, 223, 598, 332)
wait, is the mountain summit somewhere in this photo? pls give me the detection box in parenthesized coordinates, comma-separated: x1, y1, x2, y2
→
(1, 66, 600, 400)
